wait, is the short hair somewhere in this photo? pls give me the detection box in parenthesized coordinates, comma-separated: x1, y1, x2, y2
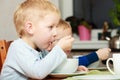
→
(57, 19, 72, 31)
(56, 19, 72, 39)
(14, 0, 60, 37)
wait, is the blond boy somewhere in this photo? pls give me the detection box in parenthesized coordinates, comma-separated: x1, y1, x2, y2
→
(0, 0, 74, 80)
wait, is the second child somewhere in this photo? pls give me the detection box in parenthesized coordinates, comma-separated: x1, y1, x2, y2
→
(47, 19, 111, 71)
(0, 0, 74, 80)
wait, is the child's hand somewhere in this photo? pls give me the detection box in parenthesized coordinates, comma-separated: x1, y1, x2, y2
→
(96, 48, 111, 60)
(57, 36, 74, 54)
(77, 66, 88, 72)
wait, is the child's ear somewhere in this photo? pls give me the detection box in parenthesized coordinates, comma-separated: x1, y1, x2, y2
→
(24, 21, 34, 34)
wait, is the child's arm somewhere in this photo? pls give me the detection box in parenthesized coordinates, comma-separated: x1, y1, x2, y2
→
(78, 52, 99, 67)
(7, 43, 67, 79)
(78, 48, 111, 67)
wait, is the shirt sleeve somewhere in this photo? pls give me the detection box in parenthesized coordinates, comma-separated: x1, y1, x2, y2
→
(78, 52, 99, 67)
(27, 45, 67, 79)
(6, 44, 67, 79)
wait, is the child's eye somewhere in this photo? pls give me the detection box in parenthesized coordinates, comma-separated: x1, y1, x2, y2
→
(48, 26, 53, 29)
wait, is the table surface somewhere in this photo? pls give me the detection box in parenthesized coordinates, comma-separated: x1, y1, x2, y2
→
(30, 67, 120, 80)
(44, 68, 110, 80)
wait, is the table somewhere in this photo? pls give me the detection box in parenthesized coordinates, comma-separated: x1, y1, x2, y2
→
(64, 70, 120, 80)
(29, 68, 120, 80)
(45, 69, 120, 80)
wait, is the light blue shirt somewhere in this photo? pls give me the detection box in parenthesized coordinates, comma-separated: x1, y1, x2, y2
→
(0, 38, 67, 80)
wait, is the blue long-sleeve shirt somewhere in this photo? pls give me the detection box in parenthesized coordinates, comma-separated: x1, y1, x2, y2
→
(78, 52, 99, 67)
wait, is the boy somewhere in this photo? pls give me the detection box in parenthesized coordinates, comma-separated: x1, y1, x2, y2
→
(0, 0, 74, 80)
(47, 19, 111, 71)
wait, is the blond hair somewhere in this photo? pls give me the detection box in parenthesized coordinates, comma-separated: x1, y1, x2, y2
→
(56, 19, 72, 39)
(57, 19, 72, 32)
(14, 0, 60, 37)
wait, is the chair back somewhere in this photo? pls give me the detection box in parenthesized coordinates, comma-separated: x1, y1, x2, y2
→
(0, 40, 12, 72)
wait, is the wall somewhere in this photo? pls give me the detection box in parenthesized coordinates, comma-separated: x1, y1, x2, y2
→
(0, 0, 25, 40)
(50, 0, 73, 19)
(59, 0, 73, 20)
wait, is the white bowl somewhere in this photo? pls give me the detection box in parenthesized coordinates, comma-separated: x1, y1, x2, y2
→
(52, 58, 78, 73)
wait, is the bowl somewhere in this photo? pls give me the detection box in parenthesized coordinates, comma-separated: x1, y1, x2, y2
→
(52, 58, 78, 73)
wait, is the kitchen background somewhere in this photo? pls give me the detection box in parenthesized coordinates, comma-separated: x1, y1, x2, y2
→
(0, 0, 119, 67)
(0, 0, 116, 40)
(0, 0, 118, 47)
